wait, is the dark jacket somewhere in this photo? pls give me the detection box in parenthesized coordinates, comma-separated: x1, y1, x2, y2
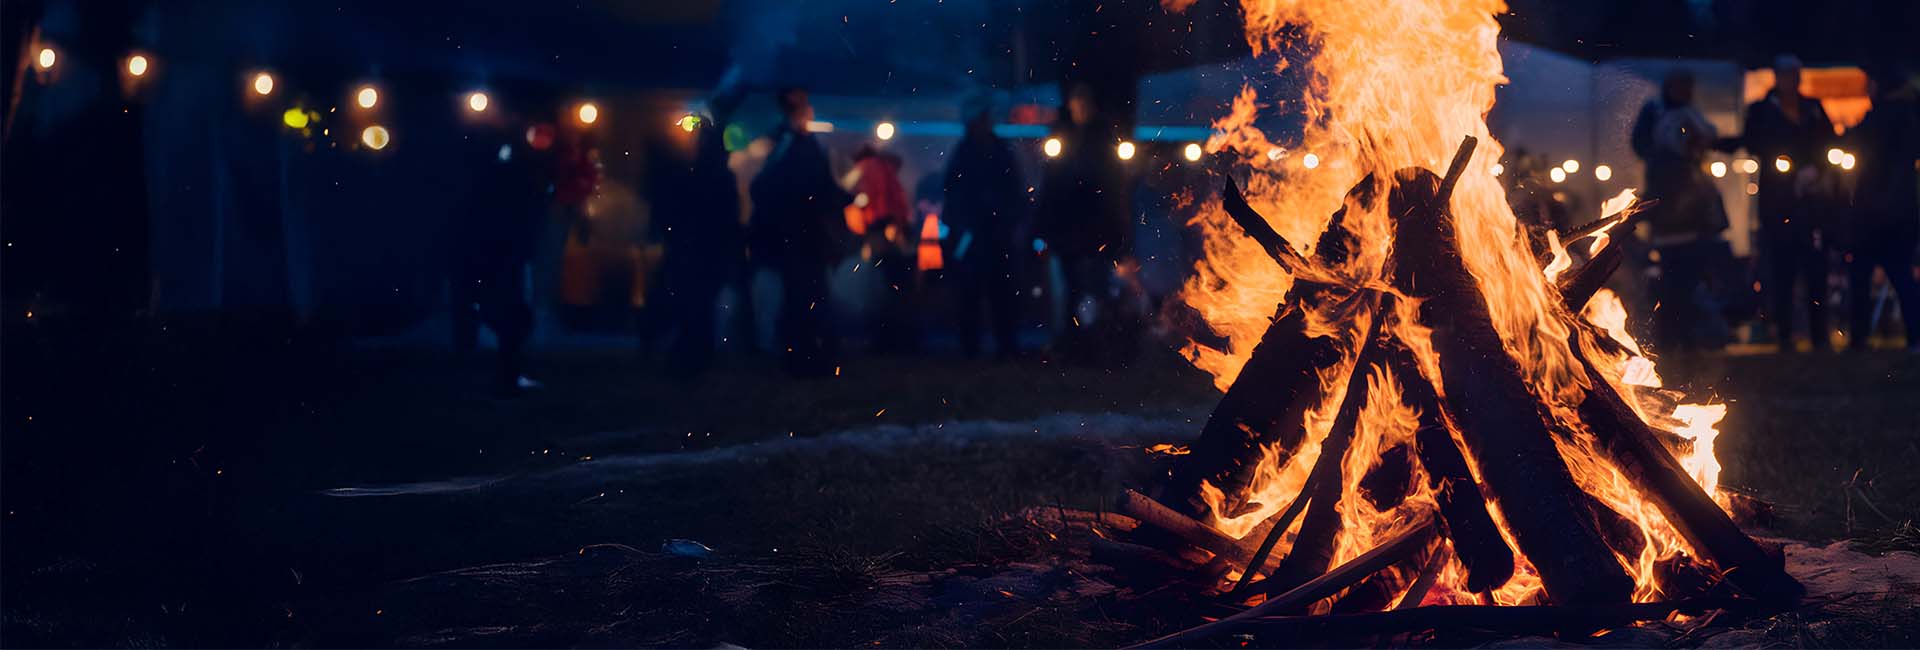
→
(748, 124, 851, 267)
(942, 129, 1028, 260)
(457, 137, 549, 268)
(1730, 94, 1837, 231)
(1037, 121, 1129, 259)
(651, 126, 743, 275)
(1844, 89, 1920, 239)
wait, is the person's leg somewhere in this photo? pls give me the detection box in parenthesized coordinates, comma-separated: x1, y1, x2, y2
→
(479, 263, 535, 390)
(1767, 232, 1801, 350)
(1652, 246, 1692, 351)
(1847, 242, 1876, 350)
(986, 254, 1021, 358)
(1805, 235, 1832, 350)
(954, 264, 984, 359)
(1877, 233, 1920, 349)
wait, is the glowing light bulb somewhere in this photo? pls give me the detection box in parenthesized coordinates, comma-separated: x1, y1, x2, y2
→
(126, 54, 149, 77)
(1739, 159, 1759, 174)
(467, 92, 490, 113)
(35, 47, 55, 70)
(361, 125, 390, 150)
(1182, 142, 1203, 162)
(875, 121, 895, 141)
(1827, 148, 1844, 165)
(356, 86, 378, 109)
(1709, 161, 1727, 178)
(1594, 164, 1612, 181)
(1775, 156, 1791, 173)
(1490, 162, 1505, 176)
(1301, 152, 1320, 169)
(1840, 153, 1856, 170)
(1549, 167, 1567, 183)
(576, 102, 599, 125)
(1042, 137, 1062, 158)
(281, 108, 310, 129)
(1562, 159, 1580, 174)
(677, 114, 699, 133)
(1116, 141, 1136, 161)
(252, 72, 275, 96)
(1265, 147, 1283, 161)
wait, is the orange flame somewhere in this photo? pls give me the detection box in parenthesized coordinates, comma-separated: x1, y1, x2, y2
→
(1179, 0, 1735, 605)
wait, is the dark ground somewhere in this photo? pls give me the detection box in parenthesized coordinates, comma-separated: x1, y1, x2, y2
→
(3, 315, 1918, 647)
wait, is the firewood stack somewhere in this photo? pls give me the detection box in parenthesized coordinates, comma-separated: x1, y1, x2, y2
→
(1103, 137, 1803, 646)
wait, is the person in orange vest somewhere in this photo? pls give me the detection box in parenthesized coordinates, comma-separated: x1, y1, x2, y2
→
(849, 143, 918, 352)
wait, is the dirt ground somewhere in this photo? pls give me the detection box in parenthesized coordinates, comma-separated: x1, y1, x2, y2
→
(4, 321, 1918, 647)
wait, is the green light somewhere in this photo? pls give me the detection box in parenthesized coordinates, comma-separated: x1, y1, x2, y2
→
(282, 108, 311, 129)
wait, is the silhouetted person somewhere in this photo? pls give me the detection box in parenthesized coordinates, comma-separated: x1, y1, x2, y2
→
(1632, 69, 1730, 350)
(848, 143, 917, 353)
(749, 88, 851, 376)
(452, 130, 549, 393)
(1037, 83, 1130, 360)
(943, 97, 1028, 359)
(651, 115, 743, 377)
(1840, 63, 1920, 351)
(1725, 55, 1839, 352)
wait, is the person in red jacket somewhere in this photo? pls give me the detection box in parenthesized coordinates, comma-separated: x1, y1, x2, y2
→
(849, 144, 917, 352)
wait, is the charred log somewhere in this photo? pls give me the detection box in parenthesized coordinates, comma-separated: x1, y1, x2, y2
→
(1162, 176, 1384, 520)
(1161, 305, 1345, 520)
(1557, 240, 1625, 312)
(1569, 330, 1805, 603)
(1388, 141, 1635, 605)
(1267, 301, 1388, 593)
(1136, 517, 1438, 648)
(1359, 443, 1414, 512)
(1376, 334, 1516, 593)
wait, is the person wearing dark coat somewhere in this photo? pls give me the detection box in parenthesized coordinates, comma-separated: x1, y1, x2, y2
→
(943, 99, 1029, 359)
(1721, 55, 1841, 352)
(1632, 69, 1731, 351)
(1036, 84, 1130, 359)
(451, 130, 549, 393)
(651, 116, 743, 377)
(1840, 64, 1920, 351)
(749, 88, 851, 377)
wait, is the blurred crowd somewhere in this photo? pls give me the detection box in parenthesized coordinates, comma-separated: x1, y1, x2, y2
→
(449, 83, 1151, 390)
(1508, 56, 1919, 356)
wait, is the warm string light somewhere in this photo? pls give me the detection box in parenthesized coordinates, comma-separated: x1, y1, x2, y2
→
(126, 54, 149, 77)
(355, 86, 379, 109)
(1300, 152, 1319, 169)
(1593, 164, 1612, 181)
(1043, 137, 1063, 158)
(576, 102, 599, 125)
(466, 91, 490, 113)
(1709, 161, 1727, 178)
(1183, 142, 1203, 162)
(252, 72, 275, 96)
(361, 125, 390, 150)
(874, 121, 895, 141)
(35, 47, 56, 70)
(1116, 140, 1137, 161)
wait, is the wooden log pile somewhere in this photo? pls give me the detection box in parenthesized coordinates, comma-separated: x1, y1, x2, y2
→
(1094, 136, 1802, 646)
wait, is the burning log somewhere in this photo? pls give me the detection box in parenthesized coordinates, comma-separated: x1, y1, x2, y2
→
(1358, 443, 1413, 511)
(1376, 334, 1515, 593)
(1134, 517, 1438, 648)
(1556, 239, 1625, 312)
(1394, 544, 1451, 610)
(1160, 304, 1345, 520)
(1389, 137, 1635, 605)
(1569, 332, 1805, 603)
(1119, 489, 1258, 567)
(1161, 176, 1381, 520)
(1232, 482, 1315, 595)
(1266, 300, 1387, 593)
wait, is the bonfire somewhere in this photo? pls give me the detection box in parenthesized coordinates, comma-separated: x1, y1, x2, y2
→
(1083, 0, 1805, 644)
